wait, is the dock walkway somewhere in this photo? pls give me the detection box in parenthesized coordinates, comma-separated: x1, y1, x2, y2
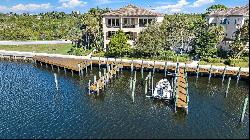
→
(176, 68, 188, 109)
(33, 56, 90, 71)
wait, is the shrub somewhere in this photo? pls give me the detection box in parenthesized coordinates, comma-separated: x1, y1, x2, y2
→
(198, 61, 208, 65)
(92, 51, 105, 57)
(201, 57, 222, 63)
(224, 58, 249, 66)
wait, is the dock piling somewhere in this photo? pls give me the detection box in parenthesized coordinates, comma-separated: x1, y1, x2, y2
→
(98, 56, 101, 69)
(153, 61, 155, 75)
(88, 80, 91, 94)
(240, 97, 248, 123)
(99, 71, 102, 78)
(222, 66, 227, 83)
(225, 77, 231, 97)
(130, 77, 133, 90)
(209, 65, 212, 82)
(164, 62, 167, 77)
(196, 63, 199, 79)
(94, 75, 96, 83)
(145, 78, 148, 95)
(58, 66, 60, 73)
(131, 60, 134, 72)
(90, 58, 93, 71)
(151, 76, 154, 96)
(54, 73, 59, 91)
(237, 67, 241, 84)
(141, 60, 144, 79)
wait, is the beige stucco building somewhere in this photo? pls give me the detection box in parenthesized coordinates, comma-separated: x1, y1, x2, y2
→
(207, 4, 249, 51)
(102, 4, 164, 51)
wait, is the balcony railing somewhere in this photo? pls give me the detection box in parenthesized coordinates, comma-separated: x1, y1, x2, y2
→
(122, 24, 136, 28)
(106, 24, 120, 28)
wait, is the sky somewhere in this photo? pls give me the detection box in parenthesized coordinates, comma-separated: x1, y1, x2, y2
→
(0, 0, 248, 14)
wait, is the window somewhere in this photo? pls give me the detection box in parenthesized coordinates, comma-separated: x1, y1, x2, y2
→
(106, 18, 119, 28)
(223, 19, 227, 24)
(112, 19, 116, 26)
(139, 18, 154, 27)
(122, 18, 135, 28)
(235, 19, 237, 24)
(148, 19, 153, 24)
(125, 32, 137, 41)
(107, 19, 111, 26)
(106, 31, 116, 39)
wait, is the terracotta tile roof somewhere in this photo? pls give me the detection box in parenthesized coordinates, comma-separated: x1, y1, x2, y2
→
(102, 4, 164, 17)
(209, 4, 249, 16)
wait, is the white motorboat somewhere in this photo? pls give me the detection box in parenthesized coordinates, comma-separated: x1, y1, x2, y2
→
(153, 79, 173, 100)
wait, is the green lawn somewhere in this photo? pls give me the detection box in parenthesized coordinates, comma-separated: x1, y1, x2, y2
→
(198, 60, 249, 67)
(0, 44, 73, 55)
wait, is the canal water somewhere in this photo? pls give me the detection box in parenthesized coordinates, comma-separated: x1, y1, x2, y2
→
(0, 60, 249, 139)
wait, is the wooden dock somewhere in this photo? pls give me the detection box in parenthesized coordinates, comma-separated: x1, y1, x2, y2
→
(89, 64, 122, 94)
(175, 68, 188, 111)
(90, 58, 248, 78)
(33, 56, 90, 71)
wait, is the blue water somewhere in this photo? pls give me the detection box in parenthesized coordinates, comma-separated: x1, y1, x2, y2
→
(0, 60, 249, 139)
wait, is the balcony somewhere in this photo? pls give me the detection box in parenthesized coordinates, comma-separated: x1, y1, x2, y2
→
(122, 24, 136, 28)
(106, 24, 120, 28)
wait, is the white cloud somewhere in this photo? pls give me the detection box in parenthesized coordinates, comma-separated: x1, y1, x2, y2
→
(154, 0, 189, 13)
(10, 3, 51, 12)
(0, 5, 7, 12)
(58, 0, 87, 8)
(191, 0, 215, 7)
(170, 8, 181, 13)
(0, 3, 52, 13)
(95, 0, 125, 5)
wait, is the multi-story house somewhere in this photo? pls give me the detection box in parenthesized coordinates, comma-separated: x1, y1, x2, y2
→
(102, 4, 164, 51)
(207, 4, 249, 51)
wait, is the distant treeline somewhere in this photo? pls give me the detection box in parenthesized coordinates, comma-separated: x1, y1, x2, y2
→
(0, 8, 109, 41)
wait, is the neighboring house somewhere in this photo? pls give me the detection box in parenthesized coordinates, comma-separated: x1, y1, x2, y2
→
(102, 4, 164, 51)
(207, 4, 249, 51)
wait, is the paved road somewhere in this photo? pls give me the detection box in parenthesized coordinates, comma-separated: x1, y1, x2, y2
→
(0, 40, 72, 45)
(0, 50, 248, 72)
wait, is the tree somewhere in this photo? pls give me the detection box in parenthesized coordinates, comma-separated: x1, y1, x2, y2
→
(105, 30, 132, 57)
(134, 14, 204, 58)
(229, 20, 249, 58)
(205, 4, 228, 14)
(134, 22, 164, 57)
(239, 20, 249, 43)
(193, 24, 224, 58)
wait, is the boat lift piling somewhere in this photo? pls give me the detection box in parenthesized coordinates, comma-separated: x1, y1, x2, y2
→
(222, 66, 227, 83)
(208, 64, 212, 82)
(225, 77, 231, 97)
(98, 56, 101, 69)
(88, 80, 91, 94)
(196, 63, 199, 79)
(240, 97, 248, 123)
(164, 62, 167, 77)
(141, 60, 144, 79)
(90, 57, 93, 71)
(237, 67, 241, 84)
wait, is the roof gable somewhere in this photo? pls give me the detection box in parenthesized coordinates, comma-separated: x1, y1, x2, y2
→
(102, 4, 164, 17)
(209, 4, 249, 16)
